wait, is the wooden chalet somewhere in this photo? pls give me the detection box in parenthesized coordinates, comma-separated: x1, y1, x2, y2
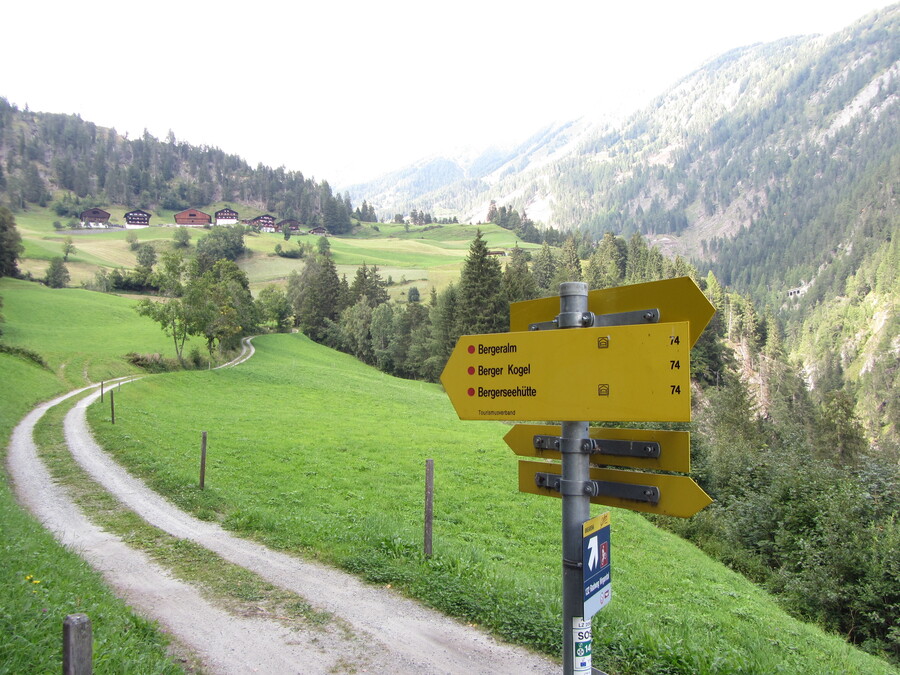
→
(124, 209, 152, 226)
(80, 208, 111, 227)
(307, 226, 328, 236)
(215, 208, 239, 225)
(277, 219, 301, 232)
(174, 209, 212, 226)
(250, 214, 277, 232)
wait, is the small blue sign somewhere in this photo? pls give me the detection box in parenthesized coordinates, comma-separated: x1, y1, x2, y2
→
(583, 512, 611, 619)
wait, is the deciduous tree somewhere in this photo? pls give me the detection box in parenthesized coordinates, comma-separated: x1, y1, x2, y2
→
(62, 236, 76, 262)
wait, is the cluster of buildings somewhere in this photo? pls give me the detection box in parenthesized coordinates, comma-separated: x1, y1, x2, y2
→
(78, 207, 328, 235)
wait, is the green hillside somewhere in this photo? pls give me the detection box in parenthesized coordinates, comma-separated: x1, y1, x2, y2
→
(0, 278, 179, 385)
(7, 203, 535, 296)
(0, 281, 185, 672)
(82, 330, 896, 674)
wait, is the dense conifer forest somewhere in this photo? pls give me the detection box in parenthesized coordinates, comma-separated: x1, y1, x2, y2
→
(0, 98, 354, 233)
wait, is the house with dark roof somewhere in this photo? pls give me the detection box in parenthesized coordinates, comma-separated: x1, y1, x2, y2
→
(278, 219, 301, 232)
(174, 209, 212, 226)
(215, 208, 239, 225)
(80, 208, 111, 228)
(250, 214, 277, 232)
(124, 209, 152, 227)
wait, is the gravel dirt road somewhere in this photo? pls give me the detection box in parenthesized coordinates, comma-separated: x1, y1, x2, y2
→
(7, 343, 558, 674)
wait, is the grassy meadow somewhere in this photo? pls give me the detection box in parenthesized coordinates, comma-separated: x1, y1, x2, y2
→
(10, 204, 537, 296)
(83, 332, 897, 674)
(0, 280, 184, 672)
(0, 278, 178, 387)
(4, 223, 896, 673)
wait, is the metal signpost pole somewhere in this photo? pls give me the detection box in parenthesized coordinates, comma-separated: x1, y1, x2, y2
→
(441, 277, 716, 674)
(557, 282, 593, 675)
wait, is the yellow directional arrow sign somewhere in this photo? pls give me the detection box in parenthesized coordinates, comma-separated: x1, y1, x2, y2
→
(509, 276, 715, 348)
(503, 424, 691, 473)
(440, 322, 691, 422)
(518, 460, 712, 518)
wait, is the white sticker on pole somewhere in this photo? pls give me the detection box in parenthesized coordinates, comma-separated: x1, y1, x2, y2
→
(573, 617, 592, 674)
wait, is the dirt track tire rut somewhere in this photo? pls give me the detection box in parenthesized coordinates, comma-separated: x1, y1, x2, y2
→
(8, 345, 557, 674)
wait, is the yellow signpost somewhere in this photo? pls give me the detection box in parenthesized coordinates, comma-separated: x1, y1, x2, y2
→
(440, 277, 715, 675)
(503, 424, 692, 473)
(518, 460, 712, 519)
(509, 275, 715, 347)
(440, 322, 691, 422)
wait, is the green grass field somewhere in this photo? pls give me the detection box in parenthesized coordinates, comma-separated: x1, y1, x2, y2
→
(0, 278, 179, 386)
(11, 204, 537, 295)
(0, 281, 185, 673)
(83, 332, 897, 674)
(4, 231, 896, 674)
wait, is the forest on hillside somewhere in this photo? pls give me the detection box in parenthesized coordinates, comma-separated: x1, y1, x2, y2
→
(0, 98, 355, 233)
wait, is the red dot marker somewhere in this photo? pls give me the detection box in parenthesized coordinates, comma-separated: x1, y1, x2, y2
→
(467, 388, 475, 397)
(468, 345, 475, 354)
(468, 366, 475, 375)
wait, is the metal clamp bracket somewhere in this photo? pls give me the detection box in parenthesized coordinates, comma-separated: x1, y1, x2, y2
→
(535, 471, 660, 505)
(529, 308, 659, 331)
(588, 438, 661, 459)
(533, 435, 661, 460)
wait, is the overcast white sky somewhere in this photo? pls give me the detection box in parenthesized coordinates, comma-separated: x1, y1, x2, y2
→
(4, 1, 895, 186)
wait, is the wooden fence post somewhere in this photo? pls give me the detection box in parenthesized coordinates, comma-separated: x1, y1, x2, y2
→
(109, 390, 115, 425)
(199, 431, 207, 489)
(424, 459, 434, 558)
(63, 613, 92, 674)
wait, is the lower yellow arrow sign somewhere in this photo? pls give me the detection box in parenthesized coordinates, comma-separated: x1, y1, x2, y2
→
(518, 460, 712, 518)
(504, 424, 691, 473)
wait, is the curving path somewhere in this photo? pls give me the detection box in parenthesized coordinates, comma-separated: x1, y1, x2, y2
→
(7, 342, 557, 674)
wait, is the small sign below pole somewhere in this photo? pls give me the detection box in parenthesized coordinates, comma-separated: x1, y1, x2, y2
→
(573, 617, 592, 674)
(583, 512, 611, 619)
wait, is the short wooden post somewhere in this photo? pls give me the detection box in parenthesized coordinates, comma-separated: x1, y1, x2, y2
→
(199, 431, 207, 489)
(424, 459, 434, 558)
(109, 390, 115, 425)
(63, 613, 92, 674)
(100, 381, 104, 403)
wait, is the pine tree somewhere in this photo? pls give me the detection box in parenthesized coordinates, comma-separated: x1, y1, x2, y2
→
(502, 245, 538, 303)
(553, 236, 583, 285)
(585, 232, 626, 289)
(624, 233, 645, 283)
(44, 257, 70, 288)
(0, 206, 23, 277)
(422, 283, 458, 380)
(455, 230, 506, 336)
(296, 254, 344, 342)
(531, 242, 557, 292)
